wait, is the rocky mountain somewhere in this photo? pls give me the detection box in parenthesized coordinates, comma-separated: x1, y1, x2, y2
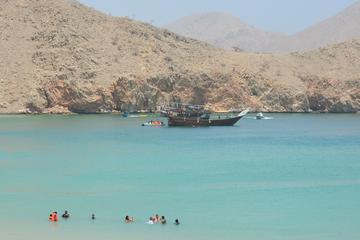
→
(165, 12, 286, 53)
(0, 0, 359, 114)
(165, 1, 360, 53)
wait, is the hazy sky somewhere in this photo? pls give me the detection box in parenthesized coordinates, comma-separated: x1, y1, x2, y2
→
(78, 0, 357, 34)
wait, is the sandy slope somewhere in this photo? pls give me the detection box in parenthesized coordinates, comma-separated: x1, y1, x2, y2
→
(0, 0, 359, 113)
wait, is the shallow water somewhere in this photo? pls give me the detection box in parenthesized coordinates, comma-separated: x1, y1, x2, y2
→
(0, 114, 359, 240)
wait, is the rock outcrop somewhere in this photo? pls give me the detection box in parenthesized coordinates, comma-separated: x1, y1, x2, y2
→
(0, 0, 359, 113)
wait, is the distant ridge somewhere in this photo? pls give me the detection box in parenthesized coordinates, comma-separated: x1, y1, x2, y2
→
(276, 0, 360, 52)
(165, 1, 360, 53)
(165, 12, 286, 52)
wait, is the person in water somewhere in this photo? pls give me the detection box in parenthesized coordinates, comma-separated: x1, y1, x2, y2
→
(174, 219, 180, 225)
(49, 212, 58, 222)
(160, 216, 166, 224)
(125, 215, 134, 223)
(62, 210, 70, 219)
(91, 214, 96, 220)
(154, 214, 160, 223)
(147, 217, 154, 225)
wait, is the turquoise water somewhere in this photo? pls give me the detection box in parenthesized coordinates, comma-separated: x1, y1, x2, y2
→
(0, 114, 359, 240)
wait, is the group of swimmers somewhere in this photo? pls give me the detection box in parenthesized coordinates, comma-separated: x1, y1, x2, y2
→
(125, 214, 180, 225)
(147, 214, 167, 225)
(49, 211, 180, 225)
(49, 211, 70, 222)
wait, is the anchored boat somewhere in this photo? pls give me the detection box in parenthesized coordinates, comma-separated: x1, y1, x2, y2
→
(166, 105, 249, 127)
(256, 112, 265, 120)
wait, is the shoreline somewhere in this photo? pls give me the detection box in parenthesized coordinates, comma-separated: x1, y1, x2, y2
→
(0, 111, 359, 116)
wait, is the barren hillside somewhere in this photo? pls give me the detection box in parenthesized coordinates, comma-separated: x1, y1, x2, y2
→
(0, 0, 359, 113)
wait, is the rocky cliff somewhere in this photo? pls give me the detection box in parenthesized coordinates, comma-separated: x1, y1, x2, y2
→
(0, 0, 359, 113)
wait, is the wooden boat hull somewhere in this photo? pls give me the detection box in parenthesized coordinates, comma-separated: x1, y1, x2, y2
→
(168, 116, 244, 127)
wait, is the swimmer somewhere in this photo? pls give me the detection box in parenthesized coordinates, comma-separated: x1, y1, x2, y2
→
(155, 214, 160, 223)
(49, 211, 58, 222)
(160, 216, 166, 224)
(62, 210, 70, 219)
(125, 215, 134, 223)
(91, 214, 96, 220)
(174, 219, 180, 225)
(147, 217, 154, 225)
(54, 212, 58, 220)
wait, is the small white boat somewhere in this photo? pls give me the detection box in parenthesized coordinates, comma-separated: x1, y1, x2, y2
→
(256, 112, 265, 120)
(142, 120, 165, 127)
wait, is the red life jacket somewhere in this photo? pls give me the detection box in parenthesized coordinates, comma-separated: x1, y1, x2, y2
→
(49, 212, 58, 222)
(53, 213, 58, 222)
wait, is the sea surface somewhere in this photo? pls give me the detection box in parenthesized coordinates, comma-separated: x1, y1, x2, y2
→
(0, 114, 359, 240)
